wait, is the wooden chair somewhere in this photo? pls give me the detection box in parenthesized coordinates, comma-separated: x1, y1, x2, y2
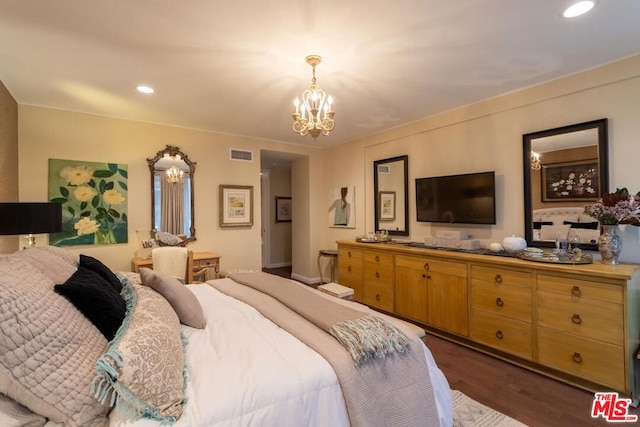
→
(152, 247, 209, 284)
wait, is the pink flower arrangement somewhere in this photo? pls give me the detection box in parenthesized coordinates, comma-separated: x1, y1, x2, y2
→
(584, 188, 640, 225)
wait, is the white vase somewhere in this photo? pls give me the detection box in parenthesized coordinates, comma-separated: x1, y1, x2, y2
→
(502, 235, 527, 253)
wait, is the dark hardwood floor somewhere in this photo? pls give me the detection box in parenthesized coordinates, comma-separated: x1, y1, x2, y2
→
(261, 266, 639, 426)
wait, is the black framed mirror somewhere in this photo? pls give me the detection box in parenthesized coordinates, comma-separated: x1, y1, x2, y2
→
(374, 155, 409, 236)
(523, 119, 608, 251)
(147, 145, 196, 244)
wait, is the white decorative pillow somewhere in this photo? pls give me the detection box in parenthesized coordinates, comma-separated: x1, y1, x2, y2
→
(539, 224, 571, 241)
(0, 257, 109, 426)
(156, 231, 183, 246)
(93, 276, 186, 423)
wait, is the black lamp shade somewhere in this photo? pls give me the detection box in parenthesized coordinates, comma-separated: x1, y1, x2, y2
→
(0, 202, 63, 235)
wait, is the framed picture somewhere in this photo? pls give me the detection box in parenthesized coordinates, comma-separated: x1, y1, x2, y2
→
(541, 160, 599, 202)
(275, 196, 292, 222)
(328, 186, 355, 228)
(379, 191, 396, 221)
(219, 185, 253, 227)
(48, 158, 128, 246)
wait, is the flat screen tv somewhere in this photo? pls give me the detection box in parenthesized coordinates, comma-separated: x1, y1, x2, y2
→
(416, 171, 496, 224)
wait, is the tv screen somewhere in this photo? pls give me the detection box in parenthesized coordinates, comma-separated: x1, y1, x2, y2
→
(416, 171, 496, 225)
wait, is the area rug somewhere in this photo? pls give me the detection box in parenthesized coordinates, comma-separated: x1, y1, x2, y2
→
(452, 390, 528, 427)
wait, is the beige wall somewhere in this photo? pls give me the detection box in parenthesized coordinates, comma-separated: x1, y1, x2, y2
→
(322, 55, 640, 256)
(18, 106, 324, 276)
(0, 81, 19, 253)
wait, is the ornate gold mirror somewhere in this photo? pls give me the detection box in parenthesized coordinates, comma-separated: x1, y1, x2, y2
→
(523, 119, 608, 251)
(147, 145, 196, 244)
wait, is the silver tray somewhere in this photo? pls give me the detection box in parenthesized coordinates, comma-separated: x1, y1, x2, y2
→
(518, 253, 593, 265)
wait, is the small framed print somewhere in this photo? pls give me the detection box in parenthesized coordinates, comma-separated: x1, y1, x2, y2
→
(379, 191, 396, 221)
(275, 196, 292, 222)
(219, 185, 253, 227)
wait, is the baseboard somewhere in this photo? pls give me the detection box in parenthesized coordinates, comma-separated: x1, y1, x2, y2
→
(291, 272, 319, 285)
(265, 262, 292, 269)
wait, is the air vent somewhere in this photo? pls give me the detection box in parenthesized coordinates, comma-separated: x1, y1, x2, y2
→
(230, 149, 253, 162)
(377, 164, 391, 174)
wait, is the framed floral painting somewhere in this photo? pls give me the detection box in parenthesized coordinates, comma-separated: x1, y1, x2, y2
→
(541, 160, 599, 202)
(48, 159, 128, 246)
(219, 185, 253, 227)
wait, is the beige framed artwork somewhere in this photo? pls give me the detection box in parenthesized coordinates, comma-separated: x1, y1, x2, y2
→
(379, 191, 396, 221)
(219, 185, 253, 227)
(275, 196, 292, 222)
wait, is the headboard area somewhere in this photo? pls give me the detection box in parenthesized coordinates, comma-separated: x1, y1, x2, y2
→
(532, 207, 600, 245)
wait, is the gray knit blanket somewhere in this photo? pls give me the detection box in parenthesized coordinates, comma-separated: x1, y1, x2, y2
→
(213, 272, 440, 427)
(230, 271, 410, 365)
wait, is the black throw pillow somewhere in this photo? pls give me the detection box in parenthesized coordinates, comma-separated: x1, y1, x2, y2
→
(79, 254, 123, 292)
(533, 221, 553, 230)
(54, 266, 126, 341)
(563, 221, 600, 230)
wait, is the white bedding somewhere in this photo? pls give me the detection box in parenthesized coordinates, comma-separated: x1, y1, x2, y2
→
(109, 280, 452, 426)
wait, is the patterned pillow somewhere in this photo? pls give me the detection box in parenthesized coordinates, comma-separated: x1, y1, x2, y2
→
(93, 275, 186, 423)
(0, 257, 109, 426)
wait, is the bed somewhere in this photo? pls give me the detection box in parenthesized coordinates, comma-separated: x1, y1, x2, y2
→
(0, 246, 452, 427)
(532, 207, 600, 244)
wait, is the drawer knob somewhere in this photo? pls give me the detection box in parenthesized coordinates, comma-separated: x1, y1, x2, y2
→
(495, 297, 504, 307)
(375, 271, 380, 279)
(572, 352, 583, 364)
(375, 255, 380, 262)
(348, 251, 352, 258)
(571, 314, 582, 325)
(495, 330, 503, 340)
(423, 263, 430, 271)
(422, 274, 426, 279)
(495, 274, 503, 283)
(376, 294, 381, 301)
(571, 286, 581, 297)
(347, 266, 352, 273)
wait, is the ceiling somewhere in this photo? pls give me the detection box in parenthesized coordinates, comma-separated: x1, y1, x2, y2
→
(1, 1, 639, 148)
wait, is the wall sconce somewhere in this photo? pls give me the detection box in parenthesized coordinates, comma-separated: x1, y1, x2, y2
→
(531, 151, 541, 170)
(0, 202, 63, 247)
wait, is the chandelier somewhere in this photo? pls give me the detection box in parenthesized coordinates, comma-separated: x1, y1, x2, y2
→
(166, 165, 184, 184)
(292, 55, 335, 139)
(530, 151, 541, 170)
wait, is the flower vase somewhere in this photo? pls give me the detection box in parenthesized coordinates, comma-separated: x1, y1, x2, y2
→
(598, 225, 622, 265)
(94, 228, 117, 245)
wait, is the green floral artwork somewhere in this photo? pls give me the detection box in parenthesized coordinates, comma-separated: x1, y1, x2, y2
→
(48, 159, 128, 246)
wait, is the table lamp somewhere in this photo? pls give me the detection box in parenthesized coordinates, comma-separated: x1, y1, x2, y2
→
(0, 202, 63, 247)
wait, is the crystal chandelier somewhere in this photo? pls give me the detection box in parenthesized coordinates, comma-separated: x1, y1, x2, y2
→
(530, 151, 541, 170)
(292, 55, 335, 139)
(166, 165, 184, 184)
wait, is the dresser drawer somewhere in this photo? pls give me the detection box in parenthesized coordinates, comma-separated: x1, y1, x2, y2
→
(339, 247, 362, 261)
(537, 291, 623, 345)
(537, 274, 623, 304)
(364, 281, 394, 312)
(538, 327, 625, 390)
(471, 282, 532, 322)
(470, 311, 532, 360)
(193, 258, 218, 269)
(422, 258, 467, 278)
(471, 265, 532, 288)
(363, 250, 393, 265)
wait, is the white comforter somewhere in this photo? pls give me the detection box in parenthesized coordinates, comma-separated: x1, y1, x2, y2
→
(109, 280, 452, 426)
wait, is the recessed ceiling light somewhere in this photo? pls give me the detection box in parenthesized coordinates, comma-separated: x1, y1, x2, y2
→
(136, 85, 154, 94)
(563, 1, 595, 18)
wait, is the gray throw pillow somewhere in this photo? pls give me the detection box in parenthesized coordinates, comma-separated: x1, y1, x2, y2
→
(139, 268, 206, 329)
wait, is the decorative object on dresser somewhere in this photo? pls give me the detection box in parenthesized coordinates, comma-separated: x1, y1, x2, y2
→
(48, 158, 129, 246)
(584, 187, 640, 264)
(219, 184, 254, 227)
(337, 240, 640, 397)
(502, 235, 527, 254)
(0, 202, 62, 247)
(523, 118, 609, 252)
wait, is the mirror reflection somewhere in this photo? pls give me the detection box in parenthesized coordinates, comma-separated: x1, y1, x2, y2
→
(147, 145, 196, 244)
(523, 119, 608, 251)
(374, 155, 409, 236)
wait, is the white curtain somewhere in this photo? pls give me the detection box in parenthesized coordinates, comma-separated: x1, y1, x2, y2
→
(157, 172, 185, 235)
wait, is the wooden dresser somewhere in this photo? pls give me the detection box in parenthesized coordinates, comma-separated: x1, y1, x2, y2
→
(337, 240, 640, 397)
